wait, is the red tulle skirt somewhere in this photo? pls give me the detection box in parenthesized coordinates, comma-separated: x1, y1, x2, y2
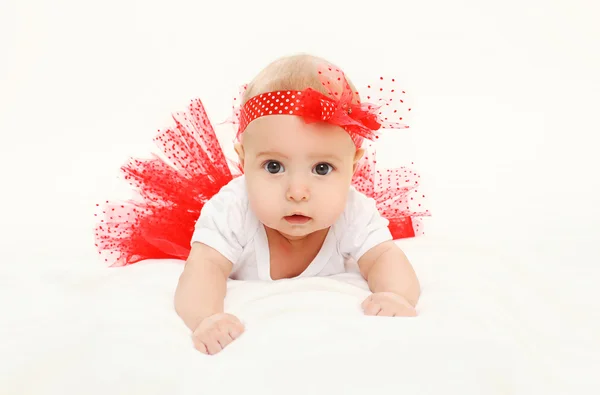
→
(94, 99, 429, 267)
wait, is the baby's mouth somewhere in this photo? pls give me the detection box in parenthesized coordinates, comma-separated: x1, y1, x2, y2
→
(283, 214, 312, 224)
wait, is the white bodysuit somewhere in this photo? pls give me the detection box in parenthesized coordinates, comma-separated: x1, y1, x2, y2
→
(190, 175, 392, 281)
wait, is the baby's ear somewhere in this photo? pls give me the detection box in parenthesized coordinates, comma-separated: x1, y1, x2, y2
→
(234, 142, 245, 168)
(352, 148, 364, 173)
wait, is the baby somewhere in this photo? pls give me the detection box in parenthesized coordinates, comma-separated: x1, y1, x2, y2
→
(174, 54, 421, 355)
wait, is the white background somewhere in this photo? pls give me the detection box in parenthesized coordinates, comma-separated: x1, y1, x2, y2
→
(1, 0, 599, 393)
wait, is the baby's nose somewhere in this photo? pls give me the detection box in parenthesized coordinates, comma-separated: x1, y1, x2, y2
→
(286, 181, 310, 202)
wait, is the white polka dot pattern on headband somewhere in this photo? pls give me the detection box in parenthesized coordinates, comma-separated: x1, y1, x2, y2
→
(239, 91, 304, 131)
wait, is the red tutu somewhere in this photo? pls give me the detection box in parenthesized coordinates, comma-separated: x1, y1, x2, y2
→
(95, 95, 429, 267)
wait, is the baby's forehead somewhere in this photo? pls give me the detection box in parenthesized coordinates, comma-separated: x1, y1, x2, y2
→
(246, 115, 353, 142)
(246, 125, 355, 157)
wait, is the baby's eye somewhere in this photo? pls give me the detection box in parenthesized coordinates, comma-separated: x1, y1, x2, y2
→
(313, 163, 334, 176)
(264, 160, 284, 174)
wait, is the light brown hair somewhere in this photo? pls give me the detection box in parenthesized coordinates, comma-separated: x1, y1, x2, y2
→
(242, 53, 359, 105)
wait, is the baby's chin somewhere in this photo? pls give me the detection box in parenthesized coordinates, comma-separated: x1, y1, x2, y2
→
(272, 220, 333, 240)
(277, 227, 314, 240)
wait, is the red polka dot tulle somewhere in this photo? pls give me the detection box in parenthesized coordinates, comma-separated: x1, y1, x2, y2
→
(94, 68, 430, 267)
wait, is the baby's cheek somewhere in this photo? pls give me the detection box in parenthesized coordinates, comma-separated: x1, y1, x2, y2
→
(247, 183, 282, 221)
(249, 197, 275, 226)
(318, 189, 348, 223)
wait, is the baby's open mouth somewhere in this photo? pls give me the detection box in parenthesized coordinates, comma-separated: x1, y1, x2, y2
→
(284, 214, 311, 224)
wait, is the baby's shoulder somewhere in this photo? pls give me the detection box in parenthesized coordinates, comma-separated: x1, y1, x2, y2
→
(334, 186, 392, 261)
(194, 175, 258, 246)
(191, 175, 255, 262)
(341, 186, 379, 221)
(331, 187, 377, 238)
(206, 175, 249, 207)
(198, 175, 251, 225)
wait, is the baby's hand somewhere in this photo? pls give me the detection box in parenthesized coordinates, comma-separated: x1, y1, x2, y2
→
(192, 313, 245, 355)
(361, 292, 417, 317)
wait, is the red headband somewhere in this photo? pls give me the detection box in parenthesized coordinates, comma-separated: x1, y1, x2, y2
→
(230, 64, 412, 147)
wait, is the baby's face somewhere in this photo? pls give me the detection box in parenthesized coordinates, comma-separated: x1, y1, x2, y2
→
(237, 116, 362, 240)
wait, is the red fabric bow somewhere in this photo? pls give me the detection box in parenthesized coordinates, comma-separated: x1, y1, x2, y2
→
(299, 87, 382, 140)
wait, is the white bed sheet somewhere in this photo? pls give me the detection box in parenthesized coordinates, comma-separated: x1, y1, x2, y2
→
(1, 237, 597, 395)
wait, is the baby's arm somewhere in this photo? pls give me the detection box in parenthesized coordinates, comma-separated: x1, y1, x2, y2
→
(357, 241, 421, 316)
(174, 242, 244, 354)
(174, 242, 231, 329)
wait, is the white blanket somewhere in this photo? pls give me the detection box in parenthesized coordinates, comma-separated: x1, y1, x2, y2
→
(1, 238, 596, 395)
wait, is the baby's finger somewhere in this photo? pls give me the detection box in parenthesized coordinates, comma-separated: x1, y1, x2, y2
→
(222, 315, 243, 331)
(393, 306, 418, 317)
(364, 302, 382, 316)
(229, 322, 245, 339)
(192, 337, 209, 354)
(376, 307, 395, 317)
(216, 328, 235, 349)
(360, 295, 373, 310)
(201, 334, 223, 355)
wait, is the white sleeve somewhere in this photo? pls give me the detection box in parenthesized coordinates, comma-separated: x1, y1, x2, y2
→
(190, 179, 247, 265)
(339, 188, 393, 262)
